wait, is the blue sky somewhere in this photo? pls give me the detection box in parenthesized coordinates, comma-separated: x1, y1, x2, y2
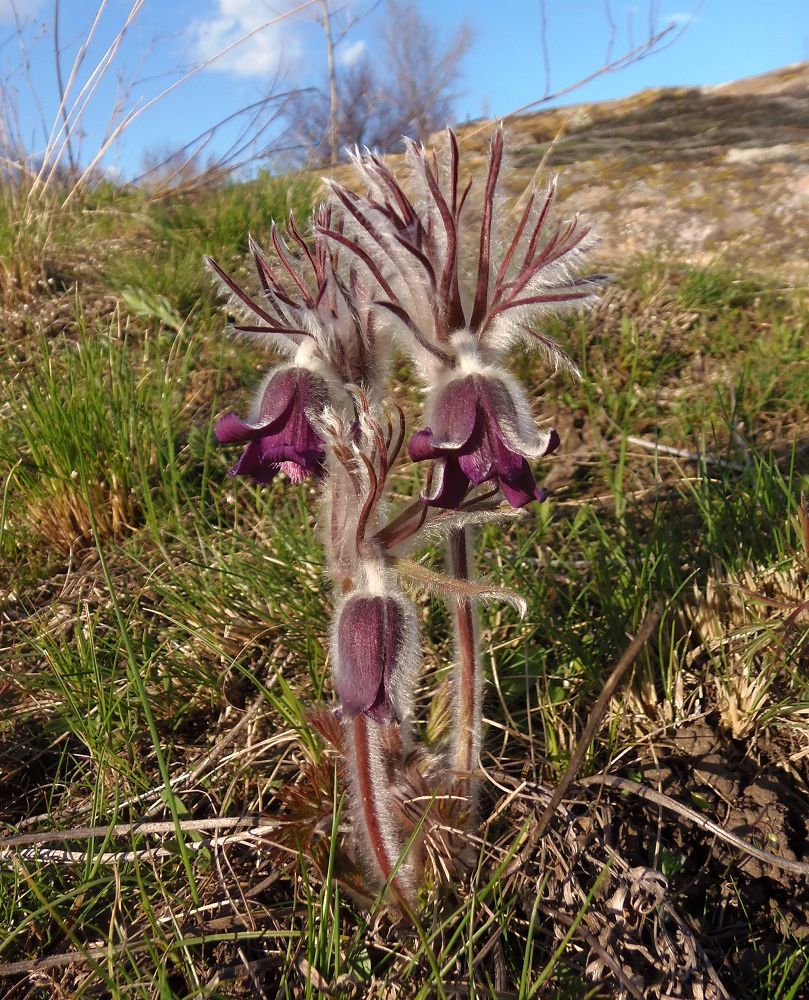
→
(2, 0, 807, 179)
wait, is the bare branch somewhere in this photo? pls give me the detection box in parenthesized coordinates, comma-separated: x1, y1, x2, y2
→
(463, 2, 697, 144)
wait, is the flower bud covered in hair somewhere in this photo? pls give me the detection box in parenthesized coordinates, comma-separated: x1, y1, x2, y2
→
(331, 566, 420, 723)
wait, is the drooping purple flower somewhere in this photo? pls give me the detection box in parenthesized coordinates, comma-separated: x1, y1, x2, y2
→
(325, 131, 599, 512)
(408, 373, 560, 508)
(215, 366, 328, 485)
(333, 593, 413, 722)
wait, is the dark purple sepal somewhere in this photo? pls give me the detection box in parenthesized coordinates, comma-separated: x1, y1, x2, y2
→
(422, 456, 472, 509)
(215, 366, 327, 485)
(407, 427, 439, 463)
(215, 411, 282, 445)
(408, 374, 559, 509)
(334, 595, 405, 722)
(499, 459, 550, 508)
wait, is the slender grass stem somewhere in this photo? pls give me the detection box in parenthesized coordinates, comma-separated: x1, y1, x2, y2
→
(77, 457, 201, 908)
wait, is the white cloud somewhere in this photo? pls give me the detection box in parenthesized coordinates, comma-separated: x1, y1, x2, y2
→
(191, 0, 301, 79)
(97, 162, 123, 182)
(664, 10, 700, 25)
(337, 38, 366, 69)
(0, 0, 44, 23)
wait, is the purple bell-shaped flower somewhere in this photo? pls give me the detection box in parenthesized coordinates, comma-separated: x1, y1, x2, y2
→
(408, 373, 559, 508)
(332, 591, 418, 723)
(215, 366, 328, 485)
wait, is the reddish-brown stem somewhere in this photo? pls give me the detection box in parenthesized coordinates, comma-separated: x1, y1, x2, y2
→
(349, 715, 410, 903)
(352, 718, 392, 877)
(448, 526, 481, 814)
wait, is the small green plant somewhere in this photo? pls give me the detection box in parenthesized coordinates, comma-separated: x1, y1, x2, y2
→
(0, 320, 192, 556)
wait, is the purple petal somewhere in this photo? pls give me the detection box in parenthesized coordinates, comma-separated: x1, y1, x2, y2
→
(545, 428, 561, 456)
(421, 456, 471, 509)
(499, 459, 549, 508)
(334, 596, 402, 721)
(408, 427, 440, 462)
(478, 378, 519, 431)
(256, 368, 298, 423)
(282, 396, 323, 458)
(457, 418, 498, 484)
(431, 377, 479, 449)
(216, 412, 273, 444)
(480, 377, 560, 459)
(491, 433, 527, 480)
(215, 371, 297, 444)
(228, 442, 279, 484)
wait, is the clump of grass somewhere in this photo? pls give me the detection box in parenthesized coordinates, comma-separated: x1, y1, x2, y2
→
(692, 496, 809, 740)
(105, 174, 321, 323)
(0, 319, 194, 556)
(675, 263, 762, 313)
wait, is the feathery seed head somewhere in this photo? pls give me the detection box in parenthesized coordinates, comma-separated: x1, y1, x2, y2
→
(325, 128, 604, 378)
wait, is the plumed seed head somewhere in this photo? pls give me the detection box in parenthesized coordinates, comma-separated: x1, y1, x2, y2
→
(325, 129, 603, 378)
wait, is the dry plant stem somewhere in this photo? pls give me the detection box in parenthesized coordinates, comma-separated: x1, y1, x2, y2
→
(578, 774, 809, 877)
(448, 526, 482, 809)
(546, 911, 645, 1000)
(626, 435, 745, 471)
(0, 816, 265, 851)
(318, 0, 340, 168)
(42, 0, 320, 207)
(509, 608, 661, 871)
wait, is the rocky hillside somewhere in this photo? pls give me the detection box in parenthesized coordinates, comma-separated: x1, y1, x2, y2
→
(336, 62, 809, 281)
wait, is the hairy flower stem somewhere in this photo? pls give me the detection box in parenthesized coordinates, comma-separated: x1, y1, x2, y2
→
(327, 458, 415, 900)
(448, 526, 482, 815)
(346, 714, 411, 903)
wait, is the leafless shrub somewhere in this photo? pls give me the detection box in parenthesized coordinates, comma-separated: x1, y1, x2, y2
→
(287, 0, 473, 164)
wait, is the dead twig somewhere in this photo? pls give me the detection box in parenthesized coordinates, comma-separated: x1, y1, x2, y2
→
(578, 773, 809, 877)
(0, 929, 276, 979)
(0, 815, 267, 852)
(626, 435, 745, 471)
(507, 608, 661, 871)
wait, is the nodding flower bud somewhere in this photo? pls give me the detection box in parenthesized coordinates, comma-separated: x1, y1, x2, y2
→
(215, 365, 329, 485)
(408, 370, 560, 509)
(332, 588, 420, 723)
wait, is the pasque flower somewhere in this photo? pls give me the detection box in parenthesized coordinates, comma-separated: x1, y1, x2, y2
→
(209, 207, 389, 487)
(333, 592, 415, 722)
(330, 556, 421, 723)
(215, 365, 328, 484)
(324, 129, 604, 509)
(211, 133, 602, 903)
(408, 367, 560, 508)
(320, 131, 602, 851)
